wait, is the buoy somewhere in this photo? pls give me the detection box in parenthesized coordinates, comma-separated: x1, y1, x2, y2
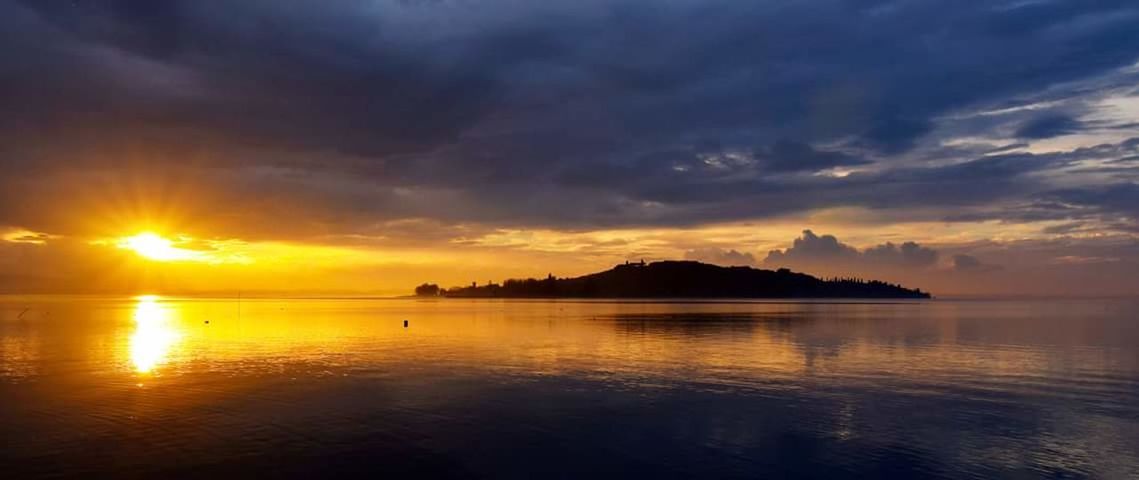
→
(403, 320, 408, 327)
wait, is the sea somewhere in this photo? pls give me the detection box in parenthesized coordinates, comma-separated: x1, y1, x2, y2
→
(1, 296, 1136, 478)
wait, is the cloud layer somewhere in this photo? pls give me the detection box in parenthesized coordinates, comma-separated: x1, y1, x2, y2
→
(2, 1, 1138, 236)
(0, 1, 1136, 294)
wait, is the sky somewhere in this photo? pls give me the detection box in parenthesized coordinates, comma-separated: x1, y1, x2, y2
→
(1, 0, 1138, 296)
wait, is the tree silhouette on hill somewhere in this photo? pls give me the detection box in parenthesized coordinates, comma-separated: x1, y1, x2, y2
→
(429, 261, 929, 299)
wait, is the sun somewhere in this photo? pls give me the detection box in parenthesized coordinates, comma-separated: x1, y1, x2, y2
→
(119, 232, 200, 261)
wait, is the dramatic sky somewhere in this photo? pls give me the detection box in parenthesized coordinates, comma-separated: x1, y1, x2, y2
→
(2, 0, 1138, 295)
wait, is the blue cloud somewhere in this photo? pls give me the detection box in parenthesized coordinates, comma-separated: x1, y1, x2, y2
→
(1016, 114, 1083, 139)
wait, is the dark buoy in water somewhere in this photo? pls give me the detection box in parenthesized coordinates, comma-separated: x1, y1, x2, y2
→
(403, 320, 408, 328)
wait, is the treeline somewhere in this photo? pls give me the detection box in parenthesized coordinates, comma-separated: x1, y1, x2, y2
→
(414, 261, 930, 299)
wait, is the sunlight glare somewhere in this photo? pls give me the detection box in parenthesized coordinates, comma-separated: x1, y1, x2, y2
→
(119, 232, 201, 261)
(130, 295, 181, 374)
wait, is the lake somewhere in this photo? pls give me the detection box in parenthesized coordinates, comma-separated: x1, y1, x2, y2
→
(1, 296, 1137, 478)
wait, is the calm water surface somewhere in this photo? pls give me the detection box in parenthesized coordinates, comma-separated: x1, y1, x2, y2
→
(1, 296, 1137, 478)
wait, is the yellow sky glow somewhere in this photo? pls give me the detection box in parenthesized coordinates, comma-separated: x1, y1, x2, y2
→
(14, 208, 1126, 296)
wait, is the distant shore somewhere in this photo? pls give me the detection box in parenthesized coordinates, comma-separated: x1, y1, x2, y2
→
(415, 260, 931, 299)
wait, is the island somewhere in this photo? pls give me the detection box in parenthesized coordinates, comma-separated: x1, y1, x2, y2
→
(415, 260, 931, 299)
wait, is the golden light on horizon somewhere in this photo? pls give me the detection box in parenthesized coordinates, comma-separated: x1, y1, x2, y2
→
(118, 232, 202, 262)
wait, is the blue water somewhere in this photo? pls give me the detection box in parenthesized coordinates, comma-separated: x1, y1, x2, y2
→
(1, 297, 1136, 478)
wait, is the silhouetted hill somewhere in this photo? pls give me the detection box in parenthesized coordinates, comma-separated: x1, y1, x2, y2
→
(432, 261, 930, 299)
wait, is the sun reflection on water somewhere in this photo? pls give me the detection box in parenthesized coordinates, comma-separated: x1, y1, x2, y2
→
(129, 295, 181, 374)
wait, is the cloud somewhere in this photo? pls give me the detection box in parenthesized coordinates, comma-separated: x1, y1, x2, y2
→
(683, 248, 757, 267)
(1045, 183, 1139, 218)
(1, 228, 55, 245)
(751, 230, 1114, 294)
(952, 254, 1001, 272)
(763, 230, 942, 272)
(764, 230, 859, 264)
(1015, 114, 1083, 139)
(953, 254, 982, 270)
(0, 0, 1137, 241)
(754, 141, 870, 173)
(864, 241, 940, 268)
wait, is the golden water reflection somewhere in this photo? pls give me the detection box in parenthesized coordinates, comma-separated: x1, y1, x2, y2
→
(129, 295, 182, 374)
(2, 297, 1137, 479)
(94, 297, 1137, 386)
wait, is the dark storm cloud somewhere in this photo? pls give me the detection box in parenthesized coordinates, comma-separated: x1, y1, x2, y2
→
(902, 136, 1139, 229)
(1015, 114, 1083, 139)
(2, 0, 502, 160)
(2, 0, 1139, 236)
(1045, 183, 1139, 218)
(755, 141, 870, 173)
